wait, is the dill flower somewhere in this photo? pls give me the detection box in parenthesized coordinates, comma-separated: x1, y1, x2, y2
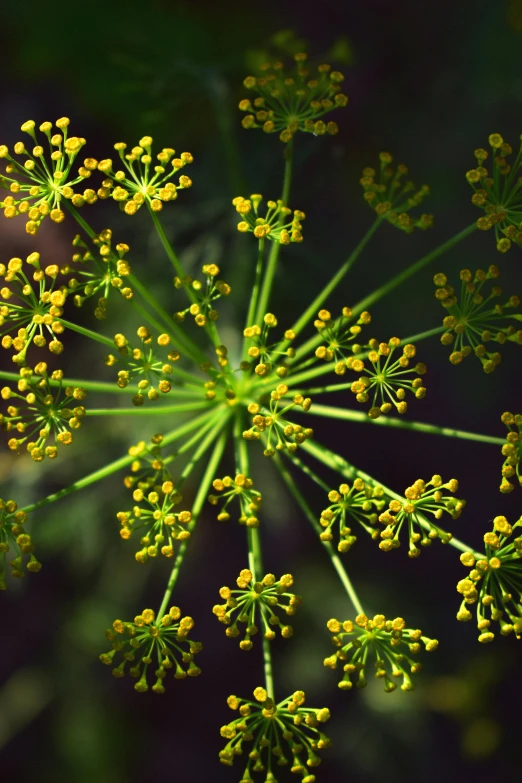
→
(173, 264, 231, 327)
(0, 117, 93, 234)
(314, 307, 371, 372)
(104, 326, 181, 405)
(234, 195, 305, 243)
(243, 385, 313, 457)
(66, 229, 132, 318)
(456, 516, 522, 642)
(1, 364, 86, 461)
(208, 474, 262, 526)
(434, 267, 522, 373)
(117, 479, 191, 562)
(0, 253, 67, 364)
(360, 153, 433, 232)
(219, 687, 331, 780)
(100, 606, 202, 692)
(324, 614, 438, 692)
(97, 137, 193, 215)
(239, 52, 347, 144)
(0, 499, 41, 590)
(123, 434, 170, 491)
(319, 480, 386, 552)
(347, 338, 427, 418)
(500, 412, 522, 493)
(242, 313, 296, 378)
(466, 133, 522, 252)
(377, 475, 464, 555)
(213, 569, 300, 650)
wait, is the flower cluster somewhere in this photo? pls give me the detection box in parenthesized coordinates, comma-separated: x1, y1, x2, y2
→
(500, 412, 522, 493)
(100, 607, 202, 692)
(213, 569, 300, 650)
(319, 480, 386, 552)
(0, 253, 67, 364)
(97, 137, 193, 214)
(434, 267, 522, 373)
(117, 479, 191, 563)
(1, 365, 86, 461)
(219, 687, 331, 780)
(234, 195, 305, 244)
(66, 229, 132, 318)
(0, 117, 92, 234)
(467, 133, 522, 252)
(314, 307, 371, 372)
(239, 52, 347, 143)
(377, 476, 464, 555)
(360, 153, 433, 232)
(208, 474, 262, 526)
(456, 516, 522, 642)
(348, 338, 427, 419)
(123, 434, 170, 491)
(243, 386, 313, 456)
(324, 614, 439, 692)
(242, 313, 296, 378)
(173, 264, 231, 327)
(104, 327, 181, 404)
(0, 499, 41, 590)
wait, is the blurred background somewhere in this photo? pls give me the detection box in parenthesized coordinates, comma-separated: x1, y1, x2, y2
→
(1, 0, 522, 780)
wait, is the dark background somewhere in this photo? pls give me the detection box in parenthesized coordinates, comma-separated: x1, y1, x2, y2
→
(1, 1, 522, 781)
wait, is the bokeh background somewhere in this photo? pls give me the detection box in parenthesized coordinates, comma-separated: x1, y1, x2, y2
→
(2, 1, 522, 780)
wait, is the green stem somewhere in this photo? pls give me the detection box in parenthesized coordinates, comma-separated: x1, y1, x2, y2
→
(243, 239, 265, 351)
(59, 319, 114, 348)
(274, 454, 365, 614)
(262, 634, 275, 701)
(86, 401, 212, 416)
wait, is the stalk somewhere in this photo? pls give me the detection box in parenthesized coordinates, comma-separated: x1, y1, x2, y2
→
(85, 401, 213, 417)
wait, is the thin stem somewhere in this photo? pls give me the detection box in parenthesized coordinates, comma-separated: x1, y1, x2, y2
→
(85, 401, 212, 416)
(59, 319, 114, 348)
(262, 634, 275, 700)
(243, 239, 265, 354)
(274, 454, 365, 614)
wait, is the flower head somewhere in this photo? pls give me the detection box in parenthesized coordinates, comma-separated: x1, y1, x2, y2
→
(1, 364, 86, 461)
(104, 326, 181, 405)
(377, 475, 464, 555)
(0, 499, 41, 590)
(0, 253, 68, 365)
(242, 312, 296, 378)
(434, 267, 522, 373)
(213, 569, 300, 649)
(173, 264, 231, 327)
(0, 117, 93, 234)
(324, 614, 438, 692)
(314, 307, 371, 372)
(208, 474, 262, 526)
(117, 479, 191, 562)
(456, 516, 522, 642)
(239, 52, 347, 144)
(100, 606, 202, 692)
(348, 338, 427, 418)
(243, 385, 313, 457)
(123, 434, 170, 491)
(360, 153, 433, 232)
(467, 133, 522, 252)
(219, 687, 331, 781)
(234, 195, 305, 244)
(500, 412, 522, 493)
(319, 480, 386, 552)
(97, 137, 193, 214)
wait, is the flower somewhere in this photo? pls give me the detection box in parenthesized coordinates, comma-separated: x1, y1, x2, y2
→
(208, 474, 262, 526)
(173, 264, 231, 327)
(319, 480, 386, 552)
(314, 307, 371, 372)
(0, 499, 41, 590)
(500, 412, 522, 493)
(234, 195, 305, 244)
(239, 52, 347, 144)
(377, 475, 464, 555)
(360, 152, 433, 232)
(1, 364, 86, 461)
(123, 434, 170, 491)
(456, 516, 522, 642)
(97, 136, 193, 214)
(324, 614, 438, 692)
(100, 606, 202, 692)
(347, 338, 427, 418)
(242, 312, 296, 378)
(434, 267, 522, 373)
(219, 687, 331, 781)
(466, 133, 522, 252)
(213, 569, 300, 649)
(104, 326, 181, 405)
(117, 479, 191, 562)
(243, 385, 313, 457)
(0, 117, 93, 234)
(0, 253, 68, 365)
